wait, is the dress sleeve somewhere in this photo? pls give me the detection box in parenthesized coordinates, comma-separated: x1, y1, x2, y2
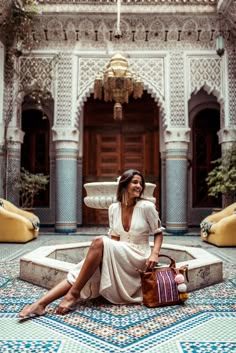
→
(144, 202, 165, 234)
(107, 203, 120, 237)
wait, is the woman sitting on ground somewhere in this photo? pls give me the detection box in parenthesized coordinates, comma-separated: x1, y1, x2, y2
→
(19, 169, 164, 317)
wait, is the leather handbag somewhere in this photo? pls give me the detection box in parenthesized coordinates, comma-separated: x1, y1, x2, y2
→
(137, 254, 189, 308)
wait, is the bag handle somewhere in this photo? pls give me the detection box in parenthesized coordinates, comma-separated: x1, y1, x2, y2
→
(158, 254, 176, 268)
(135, 254, 176, 274)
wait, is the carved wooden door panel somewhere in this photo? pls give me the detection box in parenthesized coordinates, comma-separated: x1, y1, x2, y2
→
(96, 133, 122, 177)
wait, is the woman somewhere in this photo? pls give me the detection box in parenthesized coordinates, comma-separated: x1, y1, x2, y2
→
(19, 169, 163, 317)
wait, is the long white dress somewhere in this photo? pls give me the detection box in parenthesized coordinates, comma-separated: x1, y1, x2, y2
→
(67, 199, 163, 304)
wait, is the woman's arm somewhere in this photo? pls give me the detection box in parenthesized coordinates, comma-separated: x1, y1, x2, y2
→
(145, 230, 163, 271)
(108, 204, 120, 241)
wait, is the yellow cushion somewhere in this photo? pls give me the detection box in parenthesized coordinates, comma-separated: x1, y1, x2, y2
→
(200, 202, 236, 246)
(0, 198, 40, 243)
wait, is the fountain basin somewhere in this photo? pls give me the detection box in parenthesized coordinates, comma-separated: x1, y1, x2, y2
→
(84, 181, 156, 209)
(19, 241, 223, 292)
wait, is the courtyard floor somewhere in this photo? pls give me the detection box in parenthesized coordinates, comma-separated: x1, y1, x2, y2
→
(0, 229, 235, 353)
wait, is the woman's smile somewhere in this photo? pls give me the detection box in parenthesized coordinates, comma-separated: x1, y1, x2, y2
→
(127, 175, 143, 199)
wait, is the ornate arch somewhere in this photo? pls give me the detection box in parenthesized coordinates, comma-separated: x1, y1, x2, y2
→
(75, 56, 167, 128)
(191, 84, 223, 104)
(187, 55, 225, 126)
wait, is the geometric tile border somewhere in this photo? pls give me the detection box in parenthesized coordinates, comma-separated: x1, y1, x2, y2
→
(0, 340, 62, 353)
(179, 341, 236, 353)
(1, 312, 236, 353)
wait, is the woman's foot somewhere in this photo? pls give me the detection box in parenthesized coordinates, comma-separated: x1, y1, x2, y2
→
(19, 303, 46, 318)
(55, 293, 80, 315)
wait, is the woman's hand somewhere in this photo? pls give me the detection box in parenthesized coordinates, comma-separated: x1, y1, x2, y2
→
(145, 252, 159, 271)
(145, 231, 163, 271)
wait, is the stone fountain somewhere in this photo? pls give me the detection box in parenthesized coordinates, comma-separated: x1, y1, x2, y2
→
(83, 181, 156, 209)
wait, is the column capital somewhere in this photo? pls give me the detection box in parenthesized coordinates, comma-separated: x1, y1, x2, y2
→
(52, 126, 79, 143)
(6, 127, 25, 144)
(218, 128, 236, 144)
(164, 127, 190, 151)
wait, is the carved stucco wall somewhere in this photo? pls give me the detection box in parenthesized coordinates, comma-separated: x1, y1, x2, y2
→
(2, 11, 233, 135)
(15, 50, 229, 140)
(227, 49, 236, 127)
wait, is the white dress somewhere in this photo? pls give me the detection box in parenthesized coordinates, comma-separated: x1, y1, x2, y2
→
(67, 199, 163, 304)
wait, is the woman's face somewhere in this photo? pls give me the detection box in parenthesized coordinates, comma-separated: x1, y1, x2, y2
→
(127, 174, 143, 199)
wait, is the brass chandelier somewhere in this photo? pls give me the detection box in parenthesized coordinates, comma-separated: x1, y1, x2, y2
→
(94, 53, 143, 120)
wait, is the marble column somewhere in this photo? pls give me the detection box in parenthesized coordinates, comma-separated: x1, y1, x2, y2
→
(1, 128, 24, 204)
(160, 152, 166, 225)
(52, 127, 79, 233)
(164, 128, 190, 234)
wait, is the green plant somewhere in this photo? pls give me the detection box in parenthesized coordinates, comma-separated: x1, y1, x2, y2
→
(206, 143, 236, 207)
(16, 168, 49, 208)
(1, 0, 40, 55)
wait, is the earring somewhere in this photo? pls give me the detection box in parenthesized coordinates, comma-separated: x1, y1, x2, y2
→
(122, 191, 128, 206)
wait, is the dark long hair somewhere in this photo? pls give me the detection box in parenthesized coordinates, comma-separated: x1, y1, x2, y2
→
(116, 169, 145, 202)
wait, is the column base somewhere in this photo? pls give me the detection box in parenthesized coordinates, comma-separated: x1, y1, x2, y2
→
(55, 224, 77, 234)
(166, 223, 187, 235)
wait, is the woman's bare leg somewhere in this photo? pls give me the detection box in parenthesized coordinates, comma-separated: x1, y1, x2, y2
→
(19, 237, 104, 317)
(19, 279, 71, 318)
(56, 237, 104, 315)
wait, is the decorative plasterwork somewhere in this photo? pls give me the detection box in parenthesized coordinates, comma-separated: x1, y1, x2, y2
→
(187, 55, 222, 101)
(76, 55, 167, 127)
(227, 52, 236, 126)
(20, 13, 234, 55)
(169, 52, 186, 126)
(55, 53, 74, 126)
(19, 56, 55, 96)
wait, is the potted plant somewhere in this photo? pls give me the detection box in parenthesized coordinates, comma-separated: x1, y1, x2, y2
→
(206, 143, 236, 208)
(16, 167, 49, 209)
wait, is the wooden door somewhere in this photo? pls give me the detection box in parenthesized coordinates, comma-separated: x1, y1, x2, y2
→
(83, 91, 160, 225)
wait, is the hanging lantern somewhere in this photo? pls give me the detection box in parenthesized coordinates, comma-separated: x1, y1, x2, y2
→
(216, 33, 225, 57)
(94, 53, 143, 120)
(216, 11, 225, 58)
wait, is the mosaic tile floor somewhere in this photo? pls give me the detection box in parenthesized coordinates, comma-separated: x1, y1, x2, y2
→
(0, 257, 235, 353)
